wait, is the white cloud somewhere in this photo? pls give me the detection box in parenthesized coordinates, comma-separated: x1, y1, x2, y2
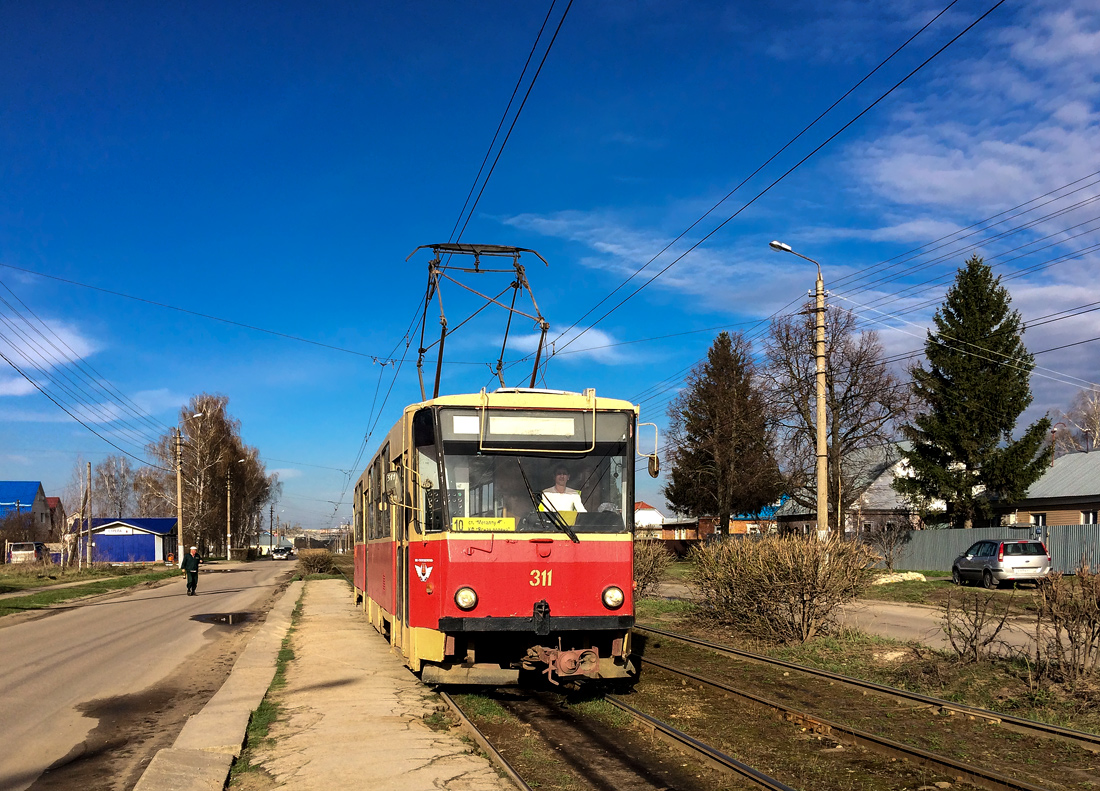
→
(132, 388, 188, 416)
(853, 2, 1100, 214)
(0, 316, 101, 397)
(504, 208, 816, 317)
(0, 376, 37, 396)
(271, 468, 304, 480)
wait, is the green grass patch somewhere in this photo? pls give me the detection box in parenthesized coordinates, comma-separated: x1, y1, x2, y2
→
(302, 572, 347, 582)
(860, 579, 953, 604)
(230, 584, 306, 783)
(860, 577, 1041, 614)
(423, 710, 452, 731)
(564, 697, 633, 727)
(0, 569, 182, 617)
(662, 560, 694, 581)
(635, 597, 695, 621)
(0, 563, 174, 594)
(450, 693, 514, 724)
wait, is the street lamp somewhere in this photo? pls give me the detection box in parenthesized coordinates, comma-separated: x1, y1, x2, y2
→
(769, 240, 828, 538)
(175, 412, 203, 565)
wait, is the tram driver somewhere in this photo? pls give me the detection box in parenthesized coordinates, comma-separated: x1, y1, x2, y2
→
(542, 464, 586, 513)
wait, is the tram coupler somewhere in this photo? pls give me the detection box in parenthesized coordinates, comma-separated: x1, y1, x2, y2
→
(526, 639, 600, 685)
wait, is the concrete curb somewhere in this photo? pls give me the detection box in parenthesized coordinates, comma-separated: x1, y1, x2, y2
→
(134, 579, 304, 791)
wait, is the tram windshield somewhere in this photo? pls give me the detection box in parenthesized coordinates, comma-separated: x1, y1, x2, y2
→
(419, 408, 634, 535)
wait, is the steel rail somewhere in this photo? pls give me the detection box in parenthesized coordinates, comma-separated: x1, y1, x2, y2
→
(638, 656, 1048, 791)
(602, 695, 800, 791)
(438, 691, 532, 791)
(635, 625, 1100, 752)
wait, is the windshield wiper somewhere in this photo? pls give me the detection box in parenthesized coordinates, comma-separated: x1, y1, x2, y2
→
(516, 459, 580, 543)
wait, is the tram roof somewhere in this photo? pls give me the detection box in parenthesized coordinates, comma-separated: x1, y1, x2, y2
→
(409, 388, 638, 413)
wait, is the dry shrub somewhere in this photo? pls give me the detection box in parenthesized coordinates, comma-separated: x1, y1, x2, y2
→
(1033, 567, 1100, 685)
(633, 540, 673, 598)
(941, 587, 1012, 663)
(687, 535, 879, 644)
(297, 549, 334, 575)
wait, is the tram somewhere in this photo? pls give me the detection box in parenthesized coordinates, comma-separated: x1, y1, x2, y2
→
(352, 386, 641, 685)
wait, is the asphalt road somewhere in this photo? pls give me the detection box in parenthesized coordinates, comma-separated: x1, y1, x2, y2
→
(0, 560, 289, 791)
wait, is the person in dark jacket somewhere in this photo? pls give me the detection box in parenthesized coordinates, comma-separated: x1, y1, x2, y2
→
(182, 546, 201, 595)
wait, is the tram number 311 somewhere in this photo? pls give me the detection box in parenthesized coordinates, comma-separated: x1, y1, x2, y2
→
(530, 569, 553, 587)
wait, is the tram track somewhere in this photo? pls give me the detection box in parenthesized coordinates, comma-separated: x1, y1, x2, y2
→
(635, 655, 1047, 791)
(635, 625, 1100, 754)
(440, 687, 793, 790)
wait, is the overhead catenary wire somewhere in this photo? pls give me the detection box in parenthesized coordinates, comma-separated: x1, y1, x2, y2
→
(540, 0, 1003, 374)
(0, 347, 171, 472)
(625, 184, 1100, 415)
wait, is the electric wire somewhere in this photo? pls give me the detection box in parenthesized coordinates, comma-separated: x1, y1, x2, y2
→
(0, 347, 171, 471)
(544, 0, 1005, 369)
(446, 0, 560, 243)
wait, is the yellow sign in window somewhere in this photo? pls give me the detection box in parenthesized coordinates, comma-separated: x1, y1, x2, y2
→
(446, 517, 514, 534)
(451, 517, 517, 533)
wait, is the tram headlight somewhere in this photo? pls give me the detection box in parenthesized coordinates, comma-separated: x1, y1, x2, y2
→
(454, 587, 478, 610)
(602, 586, 625, 610)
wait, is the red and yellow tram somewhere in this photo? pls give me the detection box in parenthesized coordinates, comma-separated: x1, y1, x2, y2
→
(353, 387, 639, 685)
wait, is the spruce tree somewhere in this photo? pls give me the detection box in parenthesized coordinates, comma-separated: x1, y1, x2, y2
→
(664, 332, 782, 534)
(895, 256, 1051, 528)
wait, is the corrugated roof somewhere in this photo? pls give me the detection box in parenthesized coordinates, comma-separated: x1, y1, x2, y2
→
(86, 517, 178, 535)
(1023, 452, 1100, 500)
(0, 481, 44, 518)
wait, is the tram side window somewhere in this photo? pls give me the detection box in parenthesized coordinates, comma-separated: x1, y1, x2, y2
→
(353, 484, 362, 542)
(370, 458, 382, 539)
(380, 444, 391, 538)
(367, 462, 376, 539)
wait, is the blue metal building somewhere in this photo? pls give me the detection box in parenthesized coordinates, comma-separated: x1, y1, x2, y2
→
(77, 518, 178, 564)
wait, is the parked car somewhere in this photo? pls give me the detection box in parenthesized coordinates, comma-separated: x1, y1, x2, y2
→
(951, 539, 1051, 588)
(271, 547, 292, 560)
(6, 542, 47, 564)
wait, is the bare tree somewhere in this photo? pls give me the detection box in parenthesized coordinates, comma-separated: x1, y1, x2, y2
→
(145, 393, 279, 554)
(93, 455, 134, 518)
(133, 467, 173, 517)
(764, 305, 912, 531)
(1055, 389, 1100, 455)
(863, 513, 913, 571)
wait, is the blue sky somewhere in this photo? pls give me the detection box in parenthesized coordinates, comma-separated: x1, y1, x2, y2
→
(2, 0, 1098, 527)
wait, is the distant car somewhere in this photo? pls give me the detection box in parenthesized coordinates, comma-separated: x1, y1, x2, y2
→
(271, 547, 292, 560)
(6, 542, 47, 564)
(952, 539, 1051, 588)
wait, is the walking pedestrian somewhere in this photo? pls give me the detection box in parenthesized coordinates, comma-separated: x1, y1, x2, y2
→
(182, 546, 201, 596)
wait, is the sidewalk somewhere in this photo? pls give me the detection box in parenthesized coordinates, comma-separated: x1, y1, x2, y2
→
(136, 578, 515, 791)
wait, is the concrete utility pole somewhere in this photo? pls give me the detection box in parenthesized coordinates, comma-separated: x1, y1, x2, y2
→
(770, 241, 829, 538)
(77, 472, 84, 571)
(86, 461, 93, 565)
(226, 469, 232, 558)
(226, 458, 245, 558)
(175, 428, 184, 564)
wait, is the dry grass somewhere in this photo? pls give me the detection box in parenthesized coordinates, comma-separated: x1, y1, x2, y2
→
(633, 540, 673, 598)
(296, 549, 334, 575)
(688, 535, 880, 643)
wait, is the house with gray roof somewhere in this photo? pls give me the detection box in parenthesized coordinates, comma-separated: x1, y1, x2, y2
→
(774, 444, 925, 535)
(991, 451, 1100, 527)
